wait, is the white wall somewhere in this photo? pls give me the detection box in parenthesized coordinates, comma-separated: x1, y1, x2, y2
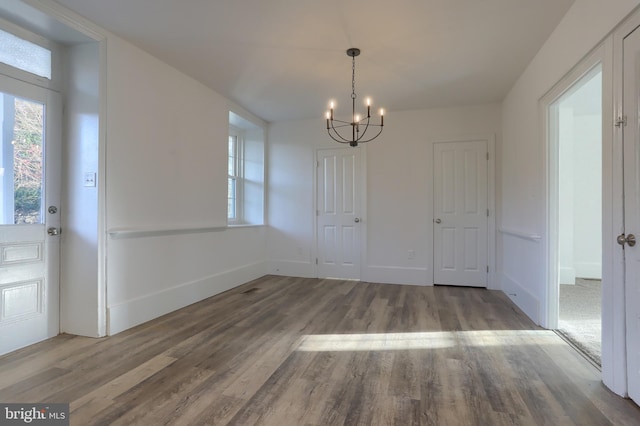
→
(558, 105, 575, 284)
(60, 42, 101, 336)
(558, 71, 603, 283)
(500, 0, 640, 397)
(105, 36, 267, 334)
(268, 104, 501, 285)
(573, 113, 602, 278)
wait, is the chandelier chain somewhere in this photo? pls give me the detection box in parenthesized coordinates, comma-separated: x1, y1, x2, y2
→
(351, 55, 356, 100)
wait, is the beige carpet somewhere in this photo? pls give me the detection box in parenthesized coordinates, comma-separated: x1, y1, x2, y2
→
(557, 278, 601, 366)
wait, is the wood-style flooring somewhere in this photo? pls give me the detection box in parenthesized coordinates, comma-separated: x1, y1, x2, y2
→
(0, 276, 638, 425)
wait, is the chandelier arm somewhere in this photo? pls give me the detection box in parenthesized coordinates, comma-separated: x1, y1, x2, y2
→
(327, 129, 352, 144)
(330, 123, 353, 129)
(329, 123, 357, 143)
(355, 116, 372, 141)
(330, 118, 353, 125)
(354, 125, 384, 144)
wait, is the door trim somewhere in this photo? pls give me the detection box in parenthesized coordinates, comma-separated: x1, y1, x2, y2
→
(0, 2, 109, 339)
(429, 135, 496, 288)
(540, 48, 606, 331)
(314, 146, 367, 280)
(541, 38, 625, 394)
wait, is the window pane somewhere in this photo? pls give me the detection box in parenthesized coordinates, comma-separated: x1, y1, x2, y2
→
(228, 178, 236, 219)
(0, 29, 51, 79)
(228, 156, 235, 176)
(1, 94, 44, 224)
(228, 135, 236, 176)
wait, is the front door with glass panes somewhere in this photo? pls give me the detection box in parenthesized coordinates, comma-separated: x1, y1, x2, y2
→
(0, 71, 61, 354)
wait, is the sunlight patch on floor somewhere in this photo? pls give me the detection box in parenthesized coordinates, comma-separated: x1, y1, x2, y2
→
(296, 330, 559, 352)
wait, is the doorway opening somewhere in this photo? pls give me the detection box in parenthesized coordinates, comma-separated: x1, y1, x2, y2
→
(549, 65, 603, 366)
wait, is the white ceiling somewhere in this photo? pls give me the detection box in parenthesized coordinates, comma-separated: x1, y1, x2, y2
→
(50, 0, 574, 122)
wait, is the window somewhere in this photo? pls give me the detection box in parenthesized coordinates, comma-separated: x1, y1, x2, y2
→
(0, 93, 45, 224)
(228, 128, 242, 222)
(0, 28, 51, 80)
(0, 23, 52, 225)
(228, 111, 265, 225)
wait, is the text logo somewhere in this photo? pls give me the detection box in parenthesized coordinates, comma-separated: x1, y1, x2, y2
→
(0, 404, 68, 425)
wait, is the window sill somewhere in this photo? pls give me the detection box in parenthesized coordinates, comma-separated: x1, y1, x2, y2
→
(226, 223, 264, 229)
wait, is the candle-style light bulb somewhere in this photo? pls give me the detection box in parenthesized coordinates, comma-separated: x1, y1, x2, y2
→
(355, 114, 360, 123)
(380, 108, 384, 126)
(326, 111, 330, 129)
(329, 101, 334, 120)
(366, 98, 371, 117)
(366, 98, 371, 106)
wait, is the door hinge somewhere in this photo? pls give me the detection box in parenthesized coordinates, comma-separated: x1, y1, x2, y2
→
(615, 116, 627, 128)
(316, 160, 320, 167)
(316, 210, 319, 216)
(316, 258, 318, 265)
(487, 209, 489, 217)
(487, 266, 489, 273)
(486, 152, 489, 160)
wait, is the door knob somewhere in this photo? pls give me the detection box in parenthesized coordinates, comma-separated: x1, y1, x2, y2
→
(354, 217, 360, 223)
(47, 227, 60, 236)
(434, 218, 442, 224)
(617, 233, 636, 247)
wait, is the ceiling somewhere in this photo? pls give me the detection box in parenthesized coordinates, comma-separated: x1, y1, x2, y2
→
(49, 0, 574, 122)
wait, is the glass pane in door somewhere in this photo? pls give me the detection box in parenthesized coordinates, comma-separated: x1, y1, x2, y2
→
(1, 93, 44, 224)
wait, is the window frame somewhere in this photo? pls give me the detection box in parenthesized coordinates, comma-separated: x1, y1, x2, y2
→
(228, 126, 244, 224)
(0, 17, 61, 92)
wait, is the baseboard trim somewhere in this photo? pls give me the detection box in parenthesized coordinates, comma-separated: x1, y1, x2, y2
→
(107, 261, 266, 335)
(363, 265, 430, 286)
(265, 261, 431, 285)
(267, 260, 315, 278)
(574, 262, 602, 279)
(500, 272, 541, 325)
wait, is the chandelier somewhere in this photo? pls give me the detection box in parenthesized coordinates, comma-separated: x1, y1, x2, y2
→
(325, 48, 384, 147)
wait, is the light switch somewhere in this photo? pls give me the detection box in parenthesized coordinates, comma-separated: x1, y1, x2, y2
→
(84, 172, 96, 187)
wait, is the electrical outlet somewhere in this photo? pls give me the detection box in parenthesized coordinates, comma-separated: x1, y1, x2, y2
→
(84, 172, 96, 187)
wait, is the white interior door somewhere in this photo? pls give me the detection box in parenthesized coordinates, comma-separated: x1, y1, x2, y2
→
(433, 140, 488, 287)
(0, 75, 60, 355)
(622, 24, 640, 404)
(316, 148, 361, 280)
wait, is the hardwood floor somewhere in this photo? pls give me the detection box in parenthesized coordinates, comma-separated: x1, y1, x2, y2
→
(1, 276, 638, 425)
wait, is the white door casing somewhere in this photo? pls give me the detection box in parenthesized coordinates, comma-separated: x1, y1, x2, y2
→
(622, 24, 640, 404)
(0, 75, 61, 355)
(316, 148, 362, 280)
(433, 140, 488, 287)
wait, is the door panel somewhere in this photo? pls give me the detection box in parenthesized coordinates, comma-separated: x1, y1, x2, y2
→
(434, 141, 488, 287)
(0, 75, 60, 355)
(623, 25, 640, 404)
(317, 148, 361, 279)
